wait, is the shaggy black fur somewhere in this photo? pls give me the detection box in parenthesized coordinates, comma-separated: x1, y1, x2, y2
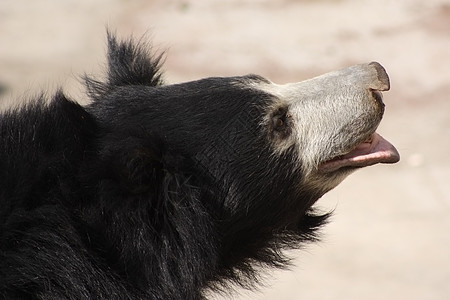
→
(0, 33, 329, 299)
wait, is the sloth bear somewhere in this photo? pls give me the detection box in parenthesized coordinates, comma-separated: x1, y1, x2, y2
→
(0, 33, 399, 299)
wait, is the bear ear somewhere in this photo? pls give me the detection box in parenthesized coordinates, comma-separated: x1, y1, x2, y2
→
(104, 31, 165, 88)
(84, 31, 165, 102)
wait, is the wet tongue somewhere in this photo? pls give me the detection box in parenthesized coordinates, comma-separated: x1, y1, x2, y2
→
(320, 133, 400, 173)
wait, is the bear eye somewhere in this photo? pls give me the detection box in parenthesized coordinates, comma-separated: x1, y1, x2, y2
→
(272, 110, 291, 132)
(273, 115, 285, 129)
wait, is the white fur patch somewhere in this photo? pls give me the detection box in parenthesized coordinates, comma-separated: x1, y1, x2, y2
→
(251, 62, 388, 194)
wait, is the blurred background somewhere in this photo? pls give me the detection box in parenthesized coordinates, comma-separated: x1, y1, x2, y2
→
(1, 0, 449, 299)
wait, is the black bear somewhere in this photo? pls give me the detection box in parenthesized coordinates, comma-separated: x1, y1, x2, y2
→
(0, 33, 399, 299)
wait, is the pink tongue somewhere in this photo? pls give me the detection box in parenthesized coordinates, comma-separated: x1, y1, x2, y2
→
(319, 133, 400, 173)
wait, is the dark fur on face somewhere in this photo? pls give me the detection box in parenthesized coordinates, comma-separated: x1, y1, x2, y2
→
(0, 32, 398, 299)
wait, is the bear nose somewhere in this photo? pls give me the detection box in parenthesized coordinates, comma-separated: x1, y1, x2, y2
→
(367, 62, 390, 92)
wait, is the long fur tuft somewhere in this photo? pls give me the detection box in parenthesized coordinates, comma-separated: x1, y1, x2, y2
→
(84, 31, 165, 101)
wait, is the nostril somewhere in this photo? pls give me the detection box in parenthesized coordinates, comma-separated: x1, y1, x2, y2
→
(371, 89, 385, 107)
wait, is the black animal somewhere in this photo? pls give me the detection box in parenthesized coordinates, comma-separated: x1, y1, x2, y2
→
(0, 33, 399, 299)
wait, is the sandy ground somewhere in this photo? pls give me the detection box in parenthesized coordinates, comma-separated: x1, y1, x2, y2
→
(1, 0, 449, 299)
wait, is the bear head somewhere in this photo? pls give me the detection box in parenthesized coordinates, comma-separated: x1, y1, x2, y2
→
(84, 33, 399, 292)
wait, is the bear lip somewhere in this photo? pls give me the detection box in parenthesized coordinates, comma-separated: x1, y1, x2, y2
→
(318, 132, 400, 173)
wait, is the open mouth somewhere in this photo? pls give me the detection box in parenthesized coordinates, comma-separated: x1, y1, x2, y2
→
(319, 132, 400, 173)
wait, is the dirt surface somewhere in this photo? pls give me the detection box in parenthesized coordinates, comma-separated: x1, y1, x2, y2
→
(1, 0, 449, 299)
